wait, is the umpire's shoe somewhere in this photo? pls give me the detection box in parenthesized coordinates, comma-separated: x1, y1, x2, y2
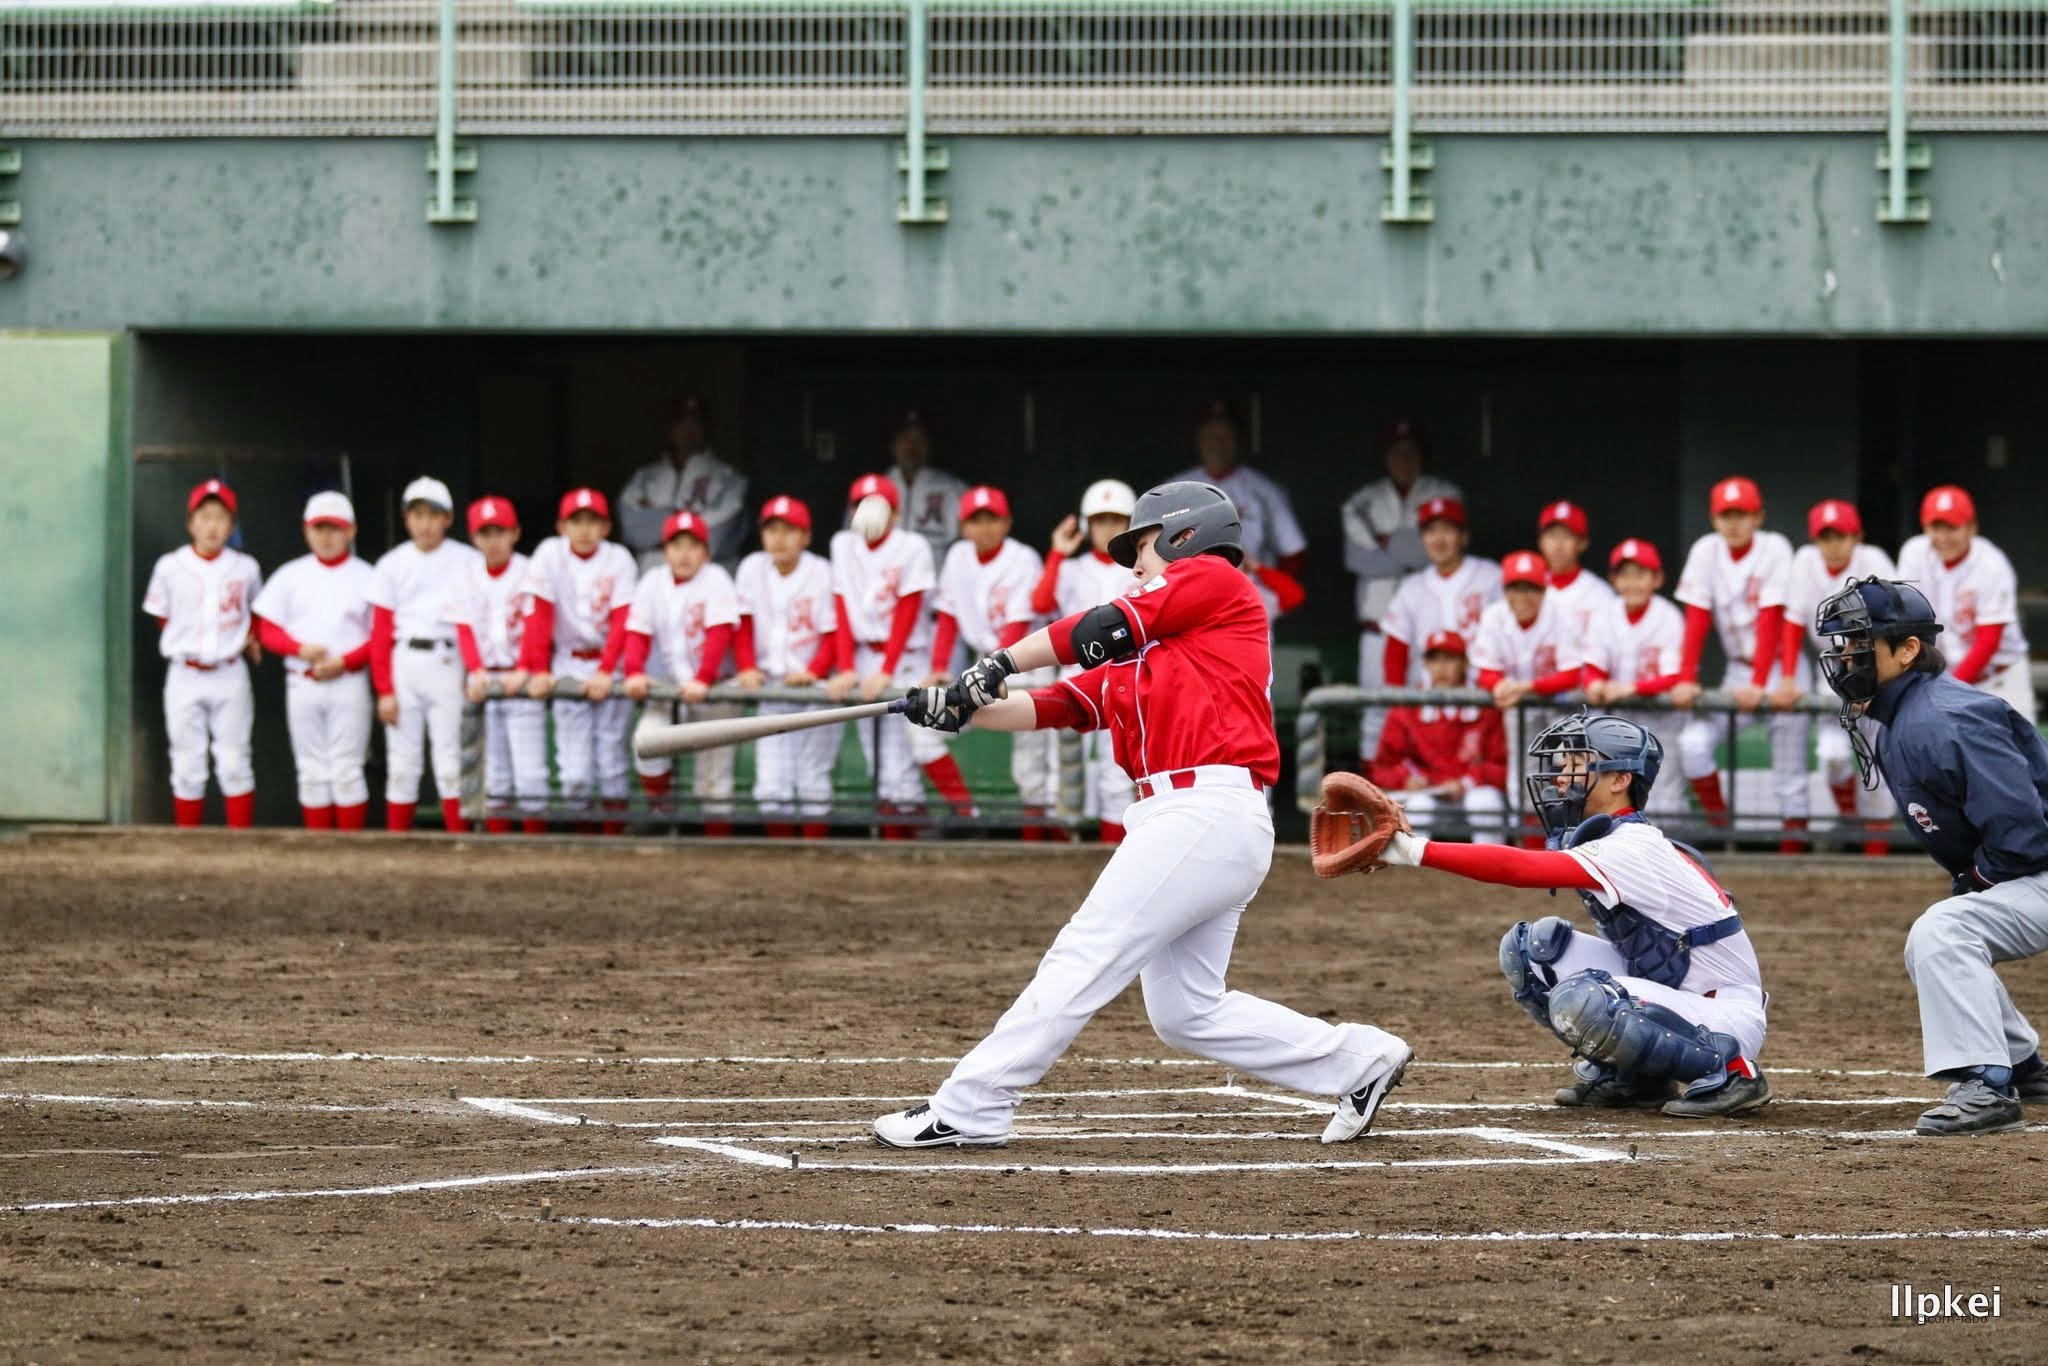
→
(1916, 1077, 2025, 1137)
(1662, 1064, 1772, 1118)
(872, 1103, 1011, 1150)
(1321, 1042, 1414, 1144)
(1554, 1061, 1675, 1110)
(2013, 1054, 2048, 1103)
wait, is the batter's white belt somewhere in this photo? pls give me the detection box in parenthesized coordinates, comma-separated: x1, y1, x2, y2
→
(1132, 764, 1264, 801)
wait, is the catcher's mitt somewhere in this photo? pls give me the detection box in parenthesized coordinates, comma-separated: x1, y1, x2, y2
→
(1309, 772, 1412, 878)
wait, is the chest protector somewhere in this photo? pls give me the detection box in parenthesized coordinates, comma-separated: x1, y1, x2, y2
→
(1556, 813, 1745, 990)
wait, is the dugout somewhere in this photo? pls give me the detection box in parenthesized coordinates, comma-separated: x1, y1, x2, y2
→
(84, 331, 2048, 831)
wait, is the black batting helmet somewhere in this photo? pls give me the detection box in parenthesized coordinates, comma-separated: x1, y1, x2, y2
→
(1107, 481, 1245, 569)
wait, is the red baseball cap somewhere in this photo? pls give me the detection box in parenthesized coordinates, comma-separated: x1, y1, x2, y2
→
(1502, 550, 1548, 587)
(1538, 500, 1588, 538)
(558, 487, 610, 521)
(1422, 630, 1467, 657)
(959, 485, 1010, 521)
(1710, 476, 1763, 515)
(1416, 496, 1466, 529)
(187, 478, 237, 517)
(848, 473, 901, 509)
(758, 495, 812, 532)
(1197, 397, 1241, 429)
(467, 495, 518, 536)
(1383, 418, 1428, 452)
(1807, 498, 1862, 539)
(1609, 537, 1663, 574)
(1920, 484, 1976, 527)
(662, 509, 710, 545)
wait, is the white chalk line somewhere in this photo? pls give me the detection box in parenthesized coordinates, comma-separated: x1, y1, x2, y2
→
(553, 1214, 2048, 1246)
(0, 1092, 413, 1114)
(2, 1163, 672, 1214)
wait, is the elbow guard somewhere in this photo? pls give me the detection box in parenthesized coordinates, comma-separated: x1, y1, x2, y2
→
(1068, 602, 1139, 667)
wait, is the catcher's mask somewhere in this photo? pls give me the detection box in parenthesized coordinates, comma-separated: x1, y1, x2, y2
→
(1815, 576, 1942, 708)
(1523, 711, 1663, 843)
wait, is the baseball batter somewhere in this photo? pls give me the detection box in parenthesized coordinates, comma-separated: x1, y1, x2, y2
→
(1896, 484, 2036, 723)
(251, 491, 375, 830)
(144, 478, 262, 828)
(1815, 577, 2048, 1135)
(1672, 476, 1804, 846)
(1781, 499, 1897, 853)
(1580, 538, 1686, 817)
(734, 495, 840, 838)
(930, 486, 1052, 837)
(450, 495, 546, 835)
(521, 487, 639, 832)
(620, 510, 742, 835)
(1375, 710, 1773, 1117)
(1382, 497, 1501, 688)
(1032, 479, 1140, 843)
(875, 481, 1412, 1149)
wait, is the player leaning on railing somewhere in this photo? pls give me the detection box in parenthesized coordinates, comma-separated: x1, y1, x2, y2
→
(872, 481, 1413, 1150)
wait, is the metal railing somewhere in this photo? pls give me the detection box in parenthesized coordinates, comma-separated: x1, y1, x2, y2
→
(456, 679, 1089, 833)
(1297, 684, 1923, 850)
(3, 0, 2042, 137)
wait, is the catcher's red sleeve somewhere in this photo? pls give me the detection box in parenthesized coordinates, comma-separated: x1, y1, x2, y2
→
(1419, 840, 1599, 891)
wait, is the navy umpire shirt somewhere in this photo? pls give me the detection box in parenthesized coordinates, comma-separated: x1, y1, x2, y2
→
(1869, 669, 2048, 887)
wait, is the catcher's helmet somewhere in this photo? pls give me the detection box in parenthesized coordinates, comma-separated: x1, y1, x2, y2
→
(1524, 710, 1664, 842)
(1815, 577, 1942, 706)
(1107, 481, 1245, 569)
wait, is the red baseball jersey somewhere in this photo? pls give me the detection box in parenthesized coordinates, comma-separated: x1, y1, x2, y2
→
(1033, 553, 1278, 786)
(1368, 704, 1507, 791)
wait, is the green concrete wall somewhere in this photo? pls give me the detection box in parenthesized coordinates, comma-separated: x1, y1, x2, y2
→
(0, 332, 128, 822)
(1, 135, 2046, 335)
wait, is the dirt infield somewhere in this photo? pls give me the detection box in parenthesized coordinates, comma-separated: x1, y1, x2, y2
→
(4, 830, 2047, 1362)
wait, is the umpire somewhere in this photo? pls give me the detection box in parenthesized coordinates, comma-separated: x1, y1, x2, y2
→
(1816, 577, 2048, 1136)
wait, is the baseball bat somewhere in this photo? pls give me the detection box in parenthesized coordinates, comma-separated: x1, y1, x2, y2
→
(632, 696, 911, 761)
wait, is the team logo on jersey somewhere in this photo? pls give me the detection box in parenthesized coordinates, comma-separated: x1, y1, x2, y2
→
(924, 493, 945, 526)
(1907, 801, 1940, 834)
(987, 587, 1009, 627)
(790, 599, 816, 635)
(1459, 593, 1483, 631)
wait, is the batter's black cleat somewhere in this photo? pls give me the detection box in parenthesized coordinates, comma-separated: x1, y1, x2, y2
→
(1321, 1042, 1414, 1144)
(1916, 1078, 2025, 1137)
(871, 1103, 1011, 1149)
(1553, 1061, 1676, 1110)
(1663, 1067, 1773, 1118)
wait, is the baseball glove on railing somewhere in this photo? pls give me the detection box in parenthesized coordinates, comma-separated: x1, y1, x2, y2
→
(1309, 772, 1412, 878)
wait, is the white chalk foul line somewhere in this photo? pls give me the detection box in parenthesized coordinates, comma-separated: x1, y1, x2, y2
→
(3, 1164, 670, 1214)
(0, 1092, 406, 1114)
(554, 1214, 2048, 1246)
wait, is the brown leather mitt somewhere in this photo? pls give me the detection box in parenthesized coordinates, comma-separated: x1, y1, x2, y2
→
(1309, 772, 1412, 878)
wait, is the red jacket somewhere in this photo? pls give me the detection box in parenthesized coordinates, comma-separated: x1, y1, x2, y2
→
(1369, 704, 1508, 791)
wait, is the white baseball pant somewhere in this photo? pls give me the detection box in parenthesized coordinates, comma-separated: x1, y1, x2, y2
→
(1814, 712, 1895, 820)
(1008, 667, 1059, 808)
(1981, 662, 2039, 726)
(552, 694, 634, 810)
(853, 643, 946, 808)
(285, 671, 371, 808)
(1357, 628, 1390, 762)
(482, 697, 549, 816)
(1678, 661, 1813, 819)
(1397, 785, 1509, 844)
(1543, 927, 1768, 1062)
(752, 699, 840, 819)
(929, 774, 1410, 1136)
(384, 643, 465, 805)
(163, 660, 255, 802)
(633, 699, 738, 814)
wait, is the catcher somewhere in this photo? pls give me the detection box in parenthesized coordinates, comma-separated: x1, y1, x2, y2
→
(1312, 710, 1772, 1117)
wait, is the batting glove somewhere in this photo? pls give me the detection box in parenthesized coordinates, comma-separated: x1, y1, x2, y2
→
(903, 686, 966, 733)
(956, 649, 1018, 714)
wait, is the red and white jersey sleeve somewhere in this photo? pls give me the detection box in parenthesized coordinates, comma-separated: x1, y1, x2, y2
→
(1583, 595, 1685, 684)
(369, 540, 483, 641)
(252, 553, 376, 675)
(1468, 595, 1576, 680)
(143, 546, 263, 663)
(1056, 549, 1138, 618)
(1562, 820, 1764, 996)
(445, 551, 533, 671)
(829, 529, 936, 649)
(523, 536, 637, 657)
(935, 538, 1043, 656)
(735, 550, 835, 677)
(1546, 569, 1616, 659)
(1674, 530, 1793, 665)
(626, 563, 742, 681)
(1786, 542, 1896, 655)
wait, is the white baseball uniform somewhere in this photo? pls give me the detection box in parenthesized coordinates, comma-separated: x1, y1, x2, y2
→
(143, 545, 262, 804)
(524, 535, 639, 810)
(618, 450, 750, 569)
(1546, 568, 1617, 663)
(736, 549, 840, 821)
(1341, 473, 1463, 685)
(1050, 548, 1141, 825)
(1897, 533, 2036, 722)
(938, 537, 1055, 811)
(1169, 463, 1307, 622)
(1382, 557, 1503, 684)
(889, 463, 969, 564)
(626, 562, 743, 816)
(370, 539, 483, 809)
(253, 553, 375, 811)
(1470, 594, 1581, 820)
(830, 528, 940, 807)
(448, 552, 547, 820)
(1784, 542, 1900, 813)
(1674, 531, 1807, 817)
(1582, 594, 1688, 816)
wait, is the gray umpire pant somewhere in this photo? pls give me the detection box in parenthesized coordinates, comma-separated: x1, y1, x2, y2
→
(1903, 870, 2048, 1078)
